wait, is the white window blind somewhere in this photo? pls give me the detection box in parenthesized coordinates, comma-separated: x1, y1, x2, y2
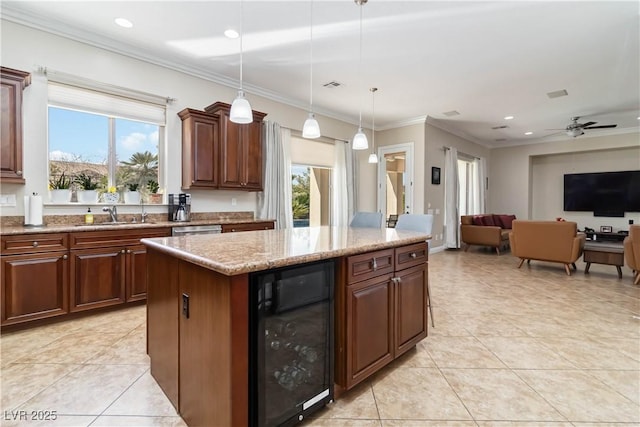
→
(48, 82, 166, 125)
(290, 136, 335, 168)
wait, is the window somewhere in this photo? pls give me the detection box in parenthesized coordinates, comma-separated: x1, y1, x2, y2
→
(292, 165, 332, 227)
(457, 157, 478, 216)
(290, 136, 335, 227)
(47, 82, 165, 202)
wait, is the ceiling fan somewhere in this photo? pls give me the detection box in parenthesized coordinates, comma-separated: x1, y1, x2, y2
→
(548, 116, 618, 138)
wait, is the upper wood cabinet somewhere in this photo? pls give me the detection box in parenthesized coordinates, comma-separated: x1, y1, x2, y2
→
(205, 102, 267, 191)
(1, 67, 31, 184)
(178, 109, 220, 190)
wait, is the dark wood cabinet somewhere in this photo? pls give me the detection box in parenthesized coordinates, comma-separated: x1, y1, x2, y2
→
(178, 109, 219, 189)
(205, 102, 267, 191)
(1, 251, 69, 325)
(221, 221, 275, 233)
(337, 242, 428, 390)
(126, 244, 149, 302)
(0, 67, 30, 184)
(70, 247, 126, 312)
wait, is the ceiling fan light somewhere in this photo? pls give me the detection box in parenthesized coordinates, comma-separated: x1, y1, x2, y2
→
(302, 113, 321, 139)
(566, 128, 584, 137)
(352, 128, 368, 150)
(230, 90, 253, 124)
(368, 153, 378, 163)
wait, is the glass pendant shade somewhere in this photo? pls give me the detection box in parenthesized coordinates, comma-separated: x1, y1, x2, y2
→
(368, 153, 378, 163)
(302, 113, 321, 138)
(352, 128, 368, 150)
(230, 90, 253, 124)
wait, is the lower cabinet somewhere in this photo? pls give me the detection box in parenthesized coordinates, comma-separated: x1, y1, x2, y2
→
(337, 242, 428, 390)
(1, 251, 69, 325)
(0, 227, 170, 327)
(221, 221, 275, 233)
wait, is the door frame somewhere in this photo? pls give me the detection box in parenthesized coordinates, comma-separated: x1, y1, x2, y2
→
(376, 142, 414, 219)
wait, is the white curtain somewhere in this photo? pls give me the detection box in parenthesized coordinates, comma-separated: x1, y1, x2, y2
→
(444, 147, 460, 248)
(473, 157, 487, 214)
(257, 122, 293, 229)
(332, 141, 355, 227)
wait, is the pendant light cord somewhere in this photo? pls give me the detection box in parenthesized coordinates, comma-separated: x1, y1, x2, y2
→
(239, 0, 244, 91)
(358, 2, 363, 128)
(309, 0, 314, 112)
(371, 88, 376, 150)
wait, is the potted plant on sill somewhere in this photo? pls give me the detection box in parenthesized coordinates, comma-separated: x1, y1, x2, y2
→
(49, 172, 72, 203)
(146, 179, 163, 204)
(74, 173, 100, 204)
(124, 183, 141, 204)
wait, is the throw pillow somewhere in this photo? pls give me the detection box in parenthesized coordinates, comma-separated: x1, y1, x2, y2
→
(493, 214, 503, 228)
(472, 215, 484, 226)
(482, 215, 496, 226)
(501, 214, 516, 229)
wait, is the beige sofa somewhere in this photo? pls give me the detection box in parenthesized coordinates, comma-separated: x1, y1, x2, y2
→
(623, 225, 640, 285)
(509, 220, 586, 276)
(460, 214, 514, 255)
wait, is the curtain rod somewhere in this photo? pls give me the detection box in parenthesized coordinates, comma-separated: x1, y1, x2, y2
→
(442, 145, 480, 160)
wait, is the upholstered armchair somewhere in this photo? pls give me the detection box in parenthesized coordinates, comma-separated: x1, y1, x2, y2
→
(624, 225, 640, 285)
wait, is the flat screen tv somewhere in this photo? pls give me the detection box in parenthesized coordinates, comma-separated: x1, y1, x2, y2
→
(564, 170, 640, 215)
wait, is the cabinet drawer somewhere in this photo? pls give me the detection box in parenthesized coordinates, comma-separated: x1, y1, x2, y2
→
(70, 228, 171, 249)
(1, 233, 68, 255)
(395, 242, 428, 271)
(346, 249, 394, 285)
(221, 222, 275, 233)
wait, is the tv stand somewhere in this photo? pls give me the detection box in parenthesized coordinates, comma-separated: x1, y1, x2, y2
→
(585, 231, 627, 242)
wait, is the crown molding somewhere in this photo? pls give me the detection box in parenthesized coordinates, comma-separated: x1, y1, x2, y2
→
(425, 116, 491, 147)
(376, 115, 427, 131)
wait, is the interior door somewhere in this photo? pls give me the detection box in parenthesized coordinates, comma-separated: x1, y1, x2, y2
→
(377, 143, 414, 221)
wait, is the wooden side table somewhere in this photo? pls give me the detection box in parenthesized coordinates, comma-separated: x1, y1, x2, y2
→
(583, 241, 625, 278)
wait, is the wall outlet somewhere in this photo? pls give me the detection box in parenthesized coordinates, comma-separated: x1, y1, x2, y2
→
(0, 194, 17, 206)
(435, 208, 440, 215)
(231, 197, 237, 206)
(427, 209, 434, 214)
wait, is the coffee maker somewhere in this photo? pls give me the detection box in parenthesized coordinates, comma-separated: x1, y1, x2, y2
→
(168, 193, 191, 222)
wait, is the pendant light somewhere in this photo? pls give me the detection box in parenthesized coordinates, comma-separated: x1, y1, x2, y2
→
(368, 87, 378, 163)
(352, 0, 368, 150)
(230, 0, 253, 124)
(302, 0, 321, 139)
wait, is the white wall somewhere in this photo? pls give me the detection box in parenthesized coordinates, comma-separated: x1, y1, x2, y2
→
(0, 20, 364, 218)
(490, 132, 640, 229)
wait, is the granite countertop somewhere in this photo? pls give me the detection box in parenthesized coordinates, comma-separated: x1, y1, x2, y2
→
(0, 218, 274, 236)
(142, 226, 430, 276)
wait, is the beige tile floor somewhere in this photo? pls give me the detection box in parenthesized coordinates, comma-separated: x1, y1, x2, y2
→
(1, 248, 639, 427)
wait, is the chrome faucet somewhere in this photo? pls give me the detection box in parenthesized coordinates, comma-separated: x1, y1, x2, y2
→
(140, 201, 148, 223)
(102, 205, 118, 222)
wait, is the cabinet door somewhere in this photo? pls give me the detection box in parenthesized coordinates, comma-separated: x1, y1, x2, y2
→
(70, 247, 125, 312)
(221, 221, 275, 233)
(394, 263, 428, 357)
(126, 244, 148, 302)
(0, 67, 30, 184)
(219, 113, 244, 189)
(243, 121, 263, 190)
(179, 109, 219, 189)
(1, 252, 69, 325)
(345, 274, 394, 389)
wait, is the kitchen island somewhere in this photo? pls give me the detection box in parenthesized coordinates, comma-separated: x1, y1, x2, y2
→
(142, 226, 430, 427)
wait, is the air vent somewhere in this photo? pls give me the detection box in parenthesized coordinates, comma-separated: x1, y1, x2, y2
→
(495, 138, 507, 142)
(323, 81, 342, 88)
(547, 89, 568, 99)
(491, 125, 509, 130)
(442, 110, 460, 117)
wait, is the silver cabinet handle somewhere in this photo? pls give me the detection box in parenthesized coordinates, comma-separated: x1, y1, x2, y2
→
(127, 249, 131, 254)
(62, 254, 68, 260)
(16, 171, 23, 176)
(32, 241, 38, 247)
(121, 249, 126, 254)
(410, 252, 417, 259)
(372, 258, 378, 271)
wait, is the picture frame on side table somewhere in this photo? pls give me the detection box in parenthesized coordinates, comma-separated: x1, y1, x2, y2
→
(600, 225, 612, 233)
(431, 167, 441, 185)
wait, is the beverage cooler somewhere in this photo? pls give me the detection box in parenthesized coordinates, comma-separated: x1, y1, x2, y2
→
(249, 260, 335, 427)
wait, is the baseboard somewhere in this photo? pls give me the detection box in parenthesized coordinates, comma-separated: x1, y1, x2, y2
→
(429, 245, 445, 254)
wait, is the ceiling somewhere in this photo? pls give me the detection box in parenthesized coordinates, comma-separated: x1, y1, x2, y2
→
(2, 1, 639, 147)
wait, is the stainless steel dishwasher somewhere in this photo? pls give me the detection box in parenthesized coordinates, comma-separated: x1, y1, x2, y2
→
(171, 224, 222, 236)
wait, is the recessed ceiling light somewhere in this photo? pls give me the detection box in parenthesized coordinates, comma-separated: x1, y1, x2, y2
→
(114, 18, 133, 28)
(224, 29, 239, 39)
(504, 116, 514, 120)
(524, 131, 533, 135)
